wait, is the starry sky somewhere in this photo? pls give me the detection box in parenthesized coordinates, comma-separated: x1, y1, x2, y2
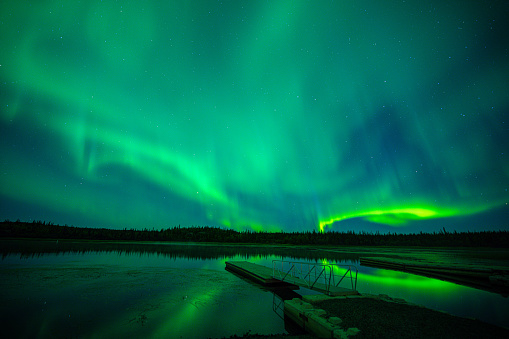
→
(1, 0, 508, 233)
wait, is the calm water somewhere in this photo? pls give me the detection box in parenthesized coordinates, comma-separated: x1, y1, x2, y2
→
(1, 240, 508, 338)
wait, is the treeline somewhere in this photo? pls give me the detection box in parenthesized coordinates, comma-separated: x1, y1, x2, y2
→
(1, 220, 508, 247)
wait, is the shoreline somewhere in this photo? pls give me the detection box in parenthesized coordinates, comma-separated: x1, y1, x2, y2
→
(303, 294, 509, 338)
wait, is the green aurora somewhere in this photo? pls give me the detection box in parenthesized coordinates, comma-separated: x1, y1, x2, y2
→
(1, 0, 508, 232)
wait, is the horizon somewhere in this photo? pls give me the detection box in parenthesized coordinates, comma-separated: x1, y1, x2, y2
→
(3, 218, 509, 236)
(1, 1, 508, 234)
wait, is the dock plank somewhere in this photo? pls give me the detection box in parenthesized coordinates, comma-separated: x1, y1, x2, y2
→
(225, 261, 294, 287)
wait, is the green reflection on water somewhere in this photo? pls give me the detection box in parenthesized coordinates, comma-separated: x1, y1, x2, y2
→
(322, 258, 455, 289)
(361, 268, 457, 290)
(0, 259, 285, 338)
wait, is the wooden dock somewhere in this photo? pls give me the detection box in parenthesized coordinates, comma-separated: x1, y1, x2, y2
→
(225, 261, 297, 288)
(225, 261, 359, 296)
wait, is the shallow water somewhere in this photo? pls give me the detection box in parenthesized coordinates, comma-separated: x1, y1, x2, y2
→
(1, 240, 508, 338)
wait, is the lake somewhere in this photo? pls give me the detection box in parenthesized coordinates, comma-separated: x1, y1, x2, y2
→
(1, 239, 508, 338)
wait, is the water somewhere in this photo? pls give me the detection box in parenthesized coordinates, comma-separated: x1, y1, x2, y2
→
(1, 240, 508, 338)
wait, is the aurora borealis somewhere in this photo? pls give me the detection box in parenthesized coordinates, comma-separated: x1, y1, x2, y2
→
(1, 0, 508, 233)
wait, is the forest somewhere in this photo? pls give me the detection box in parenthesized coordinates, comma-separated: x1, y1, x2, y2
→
(1, 219, 508, 247)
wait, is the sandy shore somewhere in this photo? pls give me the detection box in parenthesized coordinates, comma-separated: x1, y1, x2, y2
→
(306, 294, 509, 339)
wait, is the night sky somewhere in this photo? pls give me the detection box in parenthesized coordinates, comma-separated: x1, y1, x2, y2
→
(1, 1, 508, 233)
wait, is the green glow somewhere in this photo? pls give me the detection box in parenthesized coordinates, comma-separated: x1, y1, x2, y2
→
(323, 260, 459, 292)
(0, 1, 508, 232)
(319, 207, 452, 232)
(359, 268, 459, 291)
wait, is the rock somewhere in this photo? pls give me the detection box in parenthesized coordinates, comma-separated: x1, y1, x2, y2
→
(346, 327, 360, 336)
(301, 302, 313, 309)
(378, 294, 391, 300)
(328, 316, 343, 325)
(305, 309, 327, 317)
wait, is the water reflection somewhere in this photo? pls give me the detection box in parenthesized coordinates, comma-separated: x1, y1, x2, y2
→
(1, 239, 508, 338)
(1, 255, 285, 337)
(0, 238, 361, 262)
